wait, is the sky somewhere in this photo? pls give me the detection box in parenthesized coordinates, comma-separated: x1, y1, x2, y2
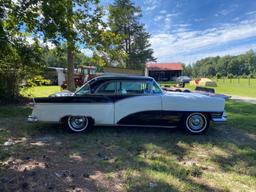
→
(101, 0, 256, 64)
(22, 0, 256, 64)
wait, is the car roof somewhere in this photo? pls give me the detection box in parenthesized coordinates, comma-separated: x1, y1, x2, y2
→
(93, 75, 154, 81)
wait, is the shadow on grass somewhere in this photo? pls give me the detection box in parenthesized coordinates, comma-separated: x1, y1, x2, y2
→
(1, 102, 256, 191)
(1, 123, 255, 191)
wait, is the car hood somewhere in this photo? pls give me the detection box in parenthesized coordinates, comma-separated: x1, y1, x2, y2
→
(49, 90, 74, 97)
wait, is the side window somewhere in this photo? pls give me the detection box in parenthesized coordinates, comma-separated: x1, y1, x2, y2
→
(95, 81, 116, 94)
(119, 80, 149, 95)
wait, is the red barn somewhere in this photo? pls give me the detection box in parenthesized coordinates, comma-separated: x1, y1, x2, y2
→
(145, 62, 183, 81)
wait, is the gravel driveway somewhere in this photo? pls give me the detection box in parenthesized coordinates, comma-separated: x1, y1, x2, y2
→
(230, 95, 256, 104)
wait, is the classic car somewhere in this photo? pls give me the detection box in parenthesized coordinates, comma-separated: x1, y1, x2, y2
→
(176, 76, 192, 84)
(28, 75, 227, 134)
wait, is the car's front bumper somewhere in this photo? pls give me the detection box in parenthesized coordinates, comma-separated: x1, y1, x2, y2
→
(212, 112, 227, 122)
(27, 115, 38, 122)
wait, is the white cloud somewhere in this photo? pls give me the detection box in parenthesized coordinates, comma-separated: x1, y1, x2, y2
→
(154, 12, 179, 33)
(161, 13, 175, 33)
(160, 10, 167, 14)
(154, 15, 163, 21)
(246, 11, 256, 15)
(150, 18, 256, 63)
(144, 0, 159, 11)
(194, 18, 204, 22)
(146, 5, 157, 11)
(181, 44, 256, 64)
(215, 9, 230, 17)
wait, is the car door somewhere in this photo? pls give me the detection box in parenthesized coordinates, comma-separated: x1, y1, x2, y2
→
(87, 80, 117, 125)
(114, 80, 162, 126)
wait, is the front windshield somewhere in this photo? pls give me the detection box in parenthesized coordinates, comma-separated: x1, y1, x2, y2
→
(75, 79, 95, 96)
(151, 80, 163, 94)
(75, 84, 91, 96)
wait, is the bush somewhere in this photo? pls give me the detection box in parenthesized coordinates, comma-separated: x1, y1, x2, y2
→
(26, 75, 51, 87)
(227, 73, 234, 79)
(216, 73, 221, 79)
(241, 73, 248, 78)
(248, 74, 254, 78)
(0, 71, 20, 103)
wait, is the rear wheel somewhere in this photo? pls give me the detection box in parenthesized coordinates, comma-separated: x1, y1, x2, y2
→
(66, 116, 91, 133)
(182, 113, 209, 134)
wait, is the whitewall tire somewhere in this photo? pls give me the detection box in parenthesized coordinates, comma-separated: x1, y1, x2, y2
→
(183, 113, 209, 134)
(67, 116, 91, 133)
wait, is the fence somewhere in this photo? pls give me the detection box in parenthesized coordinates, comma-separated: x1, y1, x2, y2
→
(215, 78, 256, 88)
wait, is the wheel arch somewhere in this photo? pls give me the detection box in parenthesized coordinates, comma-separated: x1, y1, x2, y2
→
(60, 115, 95, 125)
(180, 111, 211, 122)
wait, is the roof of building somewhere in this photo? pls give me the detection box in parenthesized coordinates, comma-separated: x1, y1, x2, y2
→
(146, 63, 183, 71)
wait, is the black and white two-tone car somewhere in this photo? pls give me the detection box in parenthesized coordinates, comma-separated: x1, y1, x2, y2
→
(28, 75, 227, 134)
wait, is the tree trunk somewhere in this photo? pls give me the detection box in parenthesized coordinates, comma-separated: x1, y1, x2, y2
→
(66, 0, 75, 92)
(67, 46, 75, 91)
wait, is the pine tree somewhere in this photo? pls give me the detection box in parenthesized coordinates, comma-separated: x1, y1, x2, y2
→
(109, 0, 156, 69)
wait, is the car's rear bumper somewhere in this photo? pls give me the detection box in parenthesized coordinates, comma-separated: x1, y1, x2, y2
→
(212, 112, 227, 122)
(27, 115, 38, 122)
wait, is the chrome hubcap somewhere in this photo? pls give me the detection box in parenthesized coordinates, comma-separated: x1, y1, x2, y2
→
(187, 114, 205, 131)
(69, 116, 88, 131)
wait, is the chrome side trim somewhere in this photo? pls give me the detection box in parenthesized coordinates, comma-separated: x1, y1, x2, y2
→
(212, 112, 227, 122)
(95, 124, 177, 128)
(119, 124, 177, 129)
(27, 115, 38, 122)
(212, 117, 227, 122)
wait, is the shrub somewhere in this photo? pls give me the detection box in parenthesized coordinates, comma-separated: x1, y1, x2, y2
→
(227, 73, 234, 79)
(248, 74, 254, 78)
(241, 73, 248, 78)
(0, 71, 20, 103)
(216, 73, 221, 79)
(26, 75, 51, 87)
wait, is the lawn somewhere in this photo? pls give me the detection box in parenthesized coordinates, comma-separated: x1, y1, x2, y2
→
(0, 100, 255, 191)
(161, 78, 256, 98)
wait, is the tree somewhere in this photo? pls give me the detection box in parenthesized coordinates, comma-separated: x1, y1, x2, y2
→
(44, 46, 94, 68)
(109, 0, 155, 69)
(0, 0, 45, 102)
(9, 0, 119, 91)
(182, 64, 193, 77)
(129, 26, 155, 69)
(190, 50, 256, 78)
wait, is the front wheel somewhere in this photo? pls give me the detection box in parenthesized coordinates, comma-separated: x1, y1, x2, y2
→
(182, 113, 209, 134)
(66, 116, 91, 133)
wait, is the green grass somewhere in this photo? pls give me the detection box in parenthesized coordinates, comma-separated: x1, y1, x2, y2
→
(0, 100, 256, 191)
(225, 100, 256, 132)
(214, 78, 256, 97)
(20, 86, 62, 98)
(161, 78, 256, 98)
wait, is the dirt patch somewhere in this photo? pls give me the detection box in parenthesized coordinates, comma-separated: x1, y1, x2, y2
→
(1, 104, 256, 191)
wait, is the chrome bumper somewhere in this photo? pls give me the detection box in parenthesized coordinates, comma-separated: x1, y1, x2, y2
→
(27, 115, 38, 122)
(212, 112, 227, 122)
